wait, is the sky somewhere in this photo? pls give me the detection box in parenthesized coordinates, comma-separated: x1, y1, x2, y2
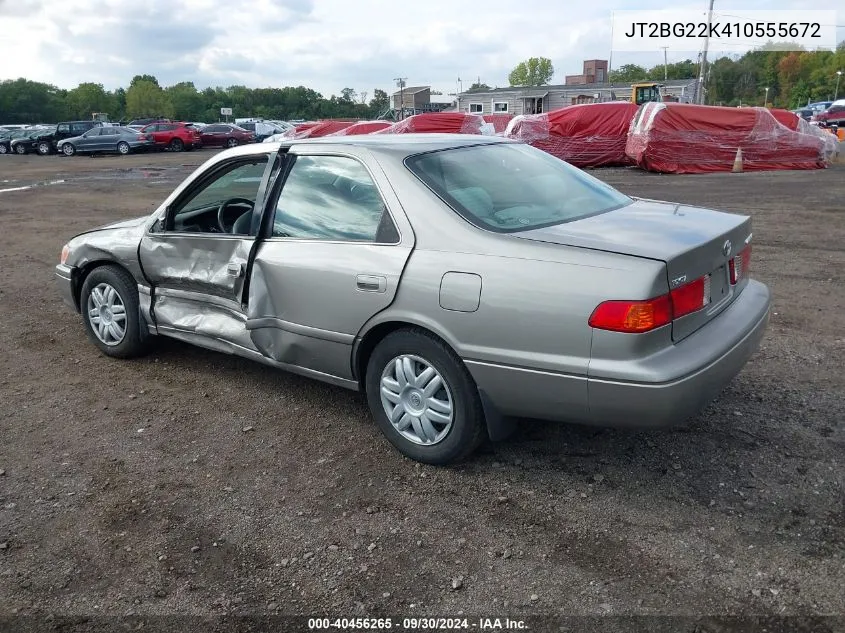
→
(0, 0, 841, 98)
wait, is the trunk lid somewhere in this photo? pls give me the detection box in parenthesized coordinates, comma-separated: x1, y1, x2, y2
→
(514, 198, 752, 341)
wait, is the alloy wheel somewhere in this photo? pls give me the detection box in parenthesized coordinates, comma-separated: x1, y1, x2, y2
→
(379, 354, 454, 446)
(86, 282, 127, 346)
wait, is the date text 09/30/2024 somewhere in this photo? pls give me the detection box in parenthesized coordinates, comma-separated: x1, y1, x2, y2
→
(308, 617, 528, 630)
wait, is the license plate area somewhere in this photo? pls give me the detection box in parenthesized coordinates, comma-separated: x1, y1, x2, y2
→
(706, 265, 732, 315)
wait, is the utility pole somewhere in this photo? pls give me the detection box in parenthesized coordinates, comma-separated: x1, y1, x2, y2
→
(393, 77, 407, 120)
(660, 46, 669, 81)
(697, 0, 715, 104)
(456, 77, 463, 112)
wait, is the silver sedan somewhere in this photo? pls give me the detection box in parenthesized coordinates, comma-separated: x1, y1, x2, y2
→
(55, 135, 771, 464)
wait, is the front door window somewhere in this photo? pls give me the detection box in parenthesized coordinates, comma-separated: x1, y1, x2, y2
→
(166, 157, 269, 234)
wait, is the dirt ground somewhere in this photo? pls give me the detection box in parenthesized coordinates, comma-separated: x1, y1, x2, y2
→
(0, 149, 843, 631)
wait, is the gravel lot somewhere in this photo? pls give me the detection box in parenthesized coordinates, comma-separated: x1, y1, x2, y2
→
(0, 151, 843, 631)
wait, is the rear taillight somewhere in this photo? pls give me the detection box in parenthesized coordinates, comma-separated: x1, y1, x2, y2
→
(670, 275, 710, 318)
(137, 134, 147, 140)
(589, 274, 711, 334)
(729, 245, 751, 284)
(588, 295, 672, 333)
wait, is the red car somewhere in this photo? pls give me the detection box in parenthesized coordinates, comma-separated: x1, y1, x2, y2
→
(811, 101, 845, 127)
(140, 122, 202, 152)
(199, 124, 255, 148)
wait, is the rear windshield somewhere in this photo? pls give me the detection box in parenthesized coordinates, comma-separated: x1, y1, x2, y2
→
(405, 142, 632, 232)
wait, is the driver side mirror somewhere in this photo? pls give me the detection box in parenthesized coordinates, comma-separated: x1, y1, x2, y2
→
(149, 214, 166, 233)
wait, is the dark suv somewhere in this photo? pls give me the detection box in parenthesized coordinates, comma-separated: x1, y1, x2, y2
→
(24, 121, 103, 155)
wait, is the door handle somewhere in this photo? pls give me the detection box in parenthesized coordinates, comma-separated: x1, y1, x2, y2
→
(356, 274, 386, 293)
(227, 262, 244, 277)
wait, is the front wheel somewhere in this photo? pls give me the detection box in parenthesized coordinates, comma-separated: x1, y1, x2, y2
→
(62, 143, 76, 156)
(365, 329, 485, 465)
(80, 265, 150, 359)
(0, 144, 7, 154)
(226, 138, 238, 148)
(117, 141, 130, 155)
(168, 138, 183, 152)
(37, 141, 52, 155)
(14, 144, 26, 155)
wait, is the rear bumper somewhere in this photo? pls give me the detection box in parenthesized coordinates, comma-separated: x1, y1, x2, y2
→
(587, 280, 770, 426)
(467, 279, 771, 428)
(55, 264, 77, 311)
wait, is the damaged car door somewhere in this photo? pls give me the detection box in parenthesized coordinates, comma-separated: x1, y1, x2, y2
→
(245, 150, 413, 384)
(139, 154, 273, 353)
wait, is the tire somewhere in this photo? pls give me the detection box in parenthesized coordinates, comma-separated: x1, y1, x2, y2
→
(14, 144, 26, 155)
(117, 141, 131, 155)
(168, 138, 183, 152)
(79, 265, 150, 359)
(0, 144, 7, 154)
(37, 141, 52, 155)
(62, 143, 76, 156)
(226, 138, 238, 148)
(365, 328, 485, 465)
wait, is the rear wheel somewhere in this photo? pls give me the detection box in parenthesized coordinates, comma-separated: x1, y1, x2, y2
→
(226, 138, 238, 148)
(168, 138, 183, 152)
(62, 143, 76, 156)
(80, 265, 150, 359)
(117, 141, 130, 155)
(365, 328, 485, 465)
(0, 144, 7, 154)
(37, 141, 52, 155)
(14, 144, 26, 155)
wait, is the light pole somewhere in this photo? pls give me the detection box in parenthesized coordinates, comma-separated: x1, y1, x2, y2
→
(763, 86, 769, 107)
(835, 70, 842, 101)
(660, 46, 668, 81)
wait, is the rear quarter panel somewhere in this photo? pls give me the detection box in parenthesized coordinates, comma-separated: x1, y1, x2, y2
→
(384, 241, 668, 374)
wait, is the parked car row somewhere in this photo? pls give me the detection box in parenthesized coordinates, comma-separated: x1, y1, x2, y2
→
(1, 119, 265, 157)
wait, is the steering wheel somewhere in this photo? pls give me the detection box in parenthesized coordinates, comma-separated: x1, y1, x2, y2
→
(217, 197, 254, 233)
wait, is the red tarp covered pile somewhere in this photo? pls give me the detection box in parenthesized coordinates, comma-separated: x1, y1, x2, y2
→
(625, 102, 833, 173)
(482, 113, 514, 134)
(373, 112, 491, 135)
(769, 108, 801, 130)
(326, 120, 393, 136)
(503, 102, 639, 168)
(284, 120, 354, 139)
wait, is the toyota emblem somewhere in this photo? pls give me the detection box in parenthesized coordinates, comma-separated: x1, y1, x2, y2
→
(722, 240, 732, 258)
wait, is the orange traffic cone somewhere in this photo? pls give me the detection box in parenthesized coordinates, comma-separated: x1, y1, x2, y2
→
(732, 147, 743, 173)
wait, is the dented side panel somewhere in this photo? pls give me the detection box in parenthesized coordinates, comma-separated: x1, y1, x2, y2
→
(246, 240, 412, 378)
(138, 234, 254, 346)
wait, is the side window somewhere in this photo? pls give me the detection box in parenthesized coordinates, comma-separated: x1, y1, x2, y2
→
(161, 124, 177, 131)
(204, 125, 220, 133)
(272, 155, 398, 243)
(167, 157, 269, 234)
(57, 124, 70, 134)
(71, 124, 89, 135)
(83, 128, 101, 137)
(101, 128, 118, 136)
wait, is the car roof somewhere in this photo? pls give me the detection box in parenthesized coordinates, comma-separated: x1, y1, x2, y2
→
(230, 133, 514, 159)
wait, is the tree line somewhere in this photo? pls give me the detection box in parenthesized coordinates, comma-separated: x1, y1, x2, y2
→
(474, 45, 844, 109)
(603, 43, 844, 108)
(1, 43, 842, 124)
(0, 75, 391, 124)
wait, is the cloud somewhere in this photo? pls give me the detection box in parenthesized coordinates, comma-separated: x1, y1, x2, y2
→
(0, 0, 42, 16)
(0, 0, 842, 98)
